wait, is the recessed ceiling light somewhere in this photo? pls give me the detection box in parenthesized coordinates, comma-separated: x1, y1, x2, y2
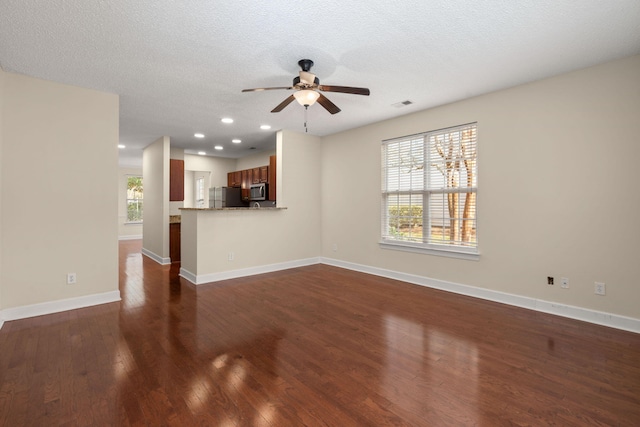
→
(118, 144, 126, 149)
(232, 139, 241, 143)
(194, 133, 205, 138)
(198, 151, 206, 155)
(214, 145, 223, 150)
(260, 125, 271, 130)
(221, 118, 234, 124)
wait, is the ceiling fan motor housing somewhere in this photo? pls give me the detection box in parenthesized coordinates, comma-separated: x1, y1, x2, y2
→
(293, 75, 320, 88)
(298, 59, 314, 72)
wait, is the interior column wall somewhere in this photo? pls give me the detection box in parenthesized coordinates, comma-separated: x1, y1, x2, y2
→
(0, 69, 5, 317)
(0, 70, 119, 309)
(142, 136, 170, 262)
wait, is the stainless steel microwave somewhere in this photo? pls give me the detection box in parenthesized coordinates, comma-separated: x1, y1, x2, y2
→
(250, 183, 268, 201)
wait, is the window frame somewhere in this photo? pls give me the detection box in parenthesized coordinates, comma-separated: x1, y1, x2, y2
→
(195, 177, 205, 208)
(380, 123, 479, 260)
(126, 175, 143, 224)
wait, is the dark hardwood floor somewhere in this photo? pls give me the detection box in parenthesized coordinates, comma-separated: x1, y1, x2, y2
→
(1, 239, 639, 426)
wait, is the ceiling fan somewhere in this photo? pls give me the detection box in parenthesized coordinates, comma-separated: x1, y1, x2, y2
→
(242, 59, 370, 115)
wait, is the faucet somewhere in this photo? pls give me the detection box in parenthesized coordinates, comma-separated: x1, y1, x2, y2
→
(252, 201, 260, 208)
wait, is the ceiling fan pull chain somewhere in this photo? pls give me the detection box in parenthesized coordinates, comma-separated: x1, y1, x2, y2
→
(304, 105, 309, 133)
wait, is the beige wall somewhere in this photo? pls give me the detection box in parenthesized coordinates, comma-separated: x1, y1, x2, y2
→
(142, 137, 170, 262)
(321, 55, 640, 320)
(183, 154, 237, 208)
(235, 150, 275, 170)
(0, 70, 119, 308)
(184, 170, 195, 208)
(0, 69, 4, 313)
(183, 170, 211, 208)
(2, 55, 634, 324)
(182, 131, 321, 276)
(169, 147, 184, 160)
(184, 153, 237, 188)
(118, 167, 143, 238)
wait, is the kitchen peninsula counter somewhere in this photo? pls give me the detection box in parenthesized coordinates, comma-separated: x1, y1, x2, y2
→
(180, 207, 286, 211)
(179, 206, 297, 285)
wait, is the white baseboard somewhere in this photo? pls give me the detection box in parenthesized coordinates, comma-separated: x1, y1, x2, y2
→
(119, 234, 142, 241)
(179, 268, 197, 284)
(141, 247, 171, 265)
(180, 257, 322, 285)
(0, 290, 121, 328)
(321, 257, 640, 334)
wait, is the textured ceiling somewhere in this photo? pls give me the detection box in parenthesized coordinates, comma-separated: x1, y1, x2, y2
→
(1, 1, 639, 168)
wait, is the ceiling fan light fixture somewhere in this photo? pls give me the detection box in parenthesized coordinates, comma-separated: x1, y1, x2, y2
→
(294, 90, 320, 106)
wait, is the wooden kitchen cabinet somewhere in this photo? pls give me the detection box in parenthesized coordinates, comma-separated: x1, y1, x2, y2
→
(241, 169, 250, 188)
(169, 223, 181, 263)
(259, 166, 269, 183)
(226, 160, 273, 198)
(227, 171, 242, 187)
(268, 155, 276, 201)
(228, 171, 242, 187)
(241, 169, 251, 200)
(170, 159, 184, 201)
(252, 167, 261, 184)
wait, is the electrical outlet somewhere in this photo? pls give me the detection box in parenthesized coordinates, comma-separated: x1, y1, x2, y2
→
(228, 252, 234, 261)
(547, 276, 554, 285)
(332, 243, 338, 252)
(561, 277, 569, 289)
(67, 273, 77, 285)
(595, 282, 606, 296)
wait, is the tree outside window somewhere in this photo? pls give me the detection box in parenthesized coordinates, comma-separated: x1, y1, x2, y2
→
(127, 176, 143, 222)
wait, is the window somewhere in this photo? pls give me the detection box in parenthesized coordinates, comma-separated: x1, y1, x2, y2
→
(381, 123, 478, 259)
(126, 176, 143, 223)
(196, 177, 205, 208)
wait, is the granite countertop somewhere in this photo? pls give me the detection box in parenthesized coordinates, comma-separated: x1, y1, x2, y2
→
(169, 215, 181, 224)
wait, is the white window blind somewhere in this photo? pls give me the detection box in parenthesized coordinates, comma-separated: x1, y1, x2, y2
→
(381, 123, 478, 256)
(196, 177, 205, 208)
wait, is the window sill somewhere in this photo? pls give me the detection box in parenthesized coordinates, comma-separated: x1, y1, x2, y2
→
(379, 240, 480, 261)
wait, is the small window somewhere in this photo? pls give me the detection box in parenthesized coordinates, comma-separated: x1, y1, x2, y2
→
(381, 123, 478, 259)
(126, 176, 143, 223)
(196, 177, 205, 208)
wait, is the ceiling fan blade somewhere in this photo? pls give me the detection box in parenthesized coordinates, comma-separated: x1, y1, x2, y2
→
(271, 94, 296, 113)
(316, 94, 341, 115)
(318, 85, 370, 96)
(242, 86, 293, 92)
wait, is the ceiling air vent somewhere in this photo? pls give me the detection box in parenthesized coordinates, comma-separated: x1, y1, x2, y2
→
(392, 100, 414, 108)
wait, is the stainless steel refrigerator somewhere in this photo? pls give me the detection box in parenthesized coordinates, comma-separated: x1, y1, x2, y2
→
(209, 187, 243, 208)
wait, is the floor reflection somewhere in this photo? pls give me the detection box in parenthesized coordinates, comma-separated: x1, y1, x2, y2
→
(106, 240, 640, 425)
(120, 249, 146, 308)
(383, 314, 478, 422)
(117, 239, 285, 425)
